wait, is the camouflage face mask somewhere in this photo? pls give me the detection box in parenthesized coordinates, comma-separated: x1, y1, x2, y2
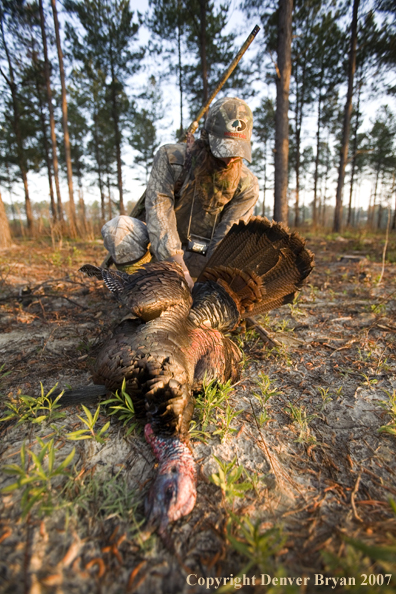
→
(187, 134, 243, 215)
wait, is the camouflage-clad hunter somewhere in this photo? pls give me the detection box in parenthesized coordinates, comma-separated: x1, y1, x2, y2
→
(102, 97, 259, 288)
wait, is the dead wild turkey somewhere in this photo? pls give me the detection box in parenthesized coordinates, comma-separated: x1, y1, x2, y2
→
(80, 217, 314, 538)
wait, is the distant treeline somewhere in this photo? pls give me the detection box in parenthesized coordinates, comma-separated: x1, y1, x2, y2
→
(0, 0, 395, 245)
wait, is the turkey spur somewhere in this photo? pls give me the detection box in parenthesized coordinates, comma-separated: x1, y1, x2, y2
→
(79, 217, 314, 537)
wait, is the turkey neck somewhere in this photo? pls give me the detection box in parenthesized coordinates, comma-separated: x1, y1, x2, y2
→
(144, 423, 197, 538)
(145, 423, 195, 473)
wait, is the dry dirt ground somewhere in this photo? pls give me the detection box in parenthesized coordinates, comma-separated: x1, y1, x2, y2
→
(0, 231, 395, 594)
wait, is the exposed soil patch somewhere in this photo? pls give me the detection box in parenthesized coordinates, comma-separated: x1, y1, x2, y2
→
(0, 234, 395, 594)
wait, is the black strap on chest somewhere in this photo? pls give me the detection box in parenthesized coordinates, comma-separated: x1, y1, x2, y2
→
(174, 159, 190, 202)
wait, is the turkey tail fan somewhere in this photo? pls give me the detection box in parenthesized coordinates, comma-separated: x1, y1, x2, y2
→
(201, 266, 264, 314)
(205, 217, 274, 271)
(200, 217, 306, 275)
(198, 217, 314, 317)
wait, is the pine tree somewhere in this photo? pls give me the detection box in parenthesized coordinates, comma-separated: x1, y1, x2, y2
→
(51, 0, 77, 235)
(241, 0, 291, 223)
(11, 4, 66, 226)
(86, 80, 115, 223)
(184, 0, 248, 115)
(375, 0, 396, 94)
(29, 47, 57, 220)
(347, 126, 370, 226)
(368, 105, 396, 228)
(65, 0, 142, 215)
(38, 0, 63, 222)
(274, 0, 293, 224)
(0, 0, 34, 231)
(347, 92, 362, 227)
(0, 189, 12, 247)
(333, 0, 360, 233)
(310, 7, 345, 226)
(289, 0, 323, 226)
(0, 105, 19, 223)
(148, 0, 247, 124)
(129, 76, 163, 184)
(57, 89, 88, 233)
(147, 0, 186, 135)
(347, 11, 380, 226)
(251, 98, 275, 217)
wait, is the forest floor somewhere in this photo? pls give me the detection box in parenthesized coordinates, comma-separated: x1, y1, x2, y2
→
(0, 229, 396, 594)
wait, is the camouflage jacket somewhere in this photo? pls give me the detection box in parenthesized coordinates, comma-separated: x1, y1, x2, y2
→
(145, 143, 259, 264)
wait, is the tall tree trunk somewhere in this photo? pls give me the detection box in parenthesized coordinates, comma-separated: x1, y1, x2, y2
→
(177, 1, 183, 135)
(37, 84, 56, 221)
(293, 59, 307, 228)
(371, 166, 380, 228)
(318, 190, 322, 224)
(274, 0, 293, 224)
(109, 57, 125, 214)
(107, 174, 112, 220)
(5, 162, 15, 221)
(78, 184, 88, 235)
(93, 114, 106, 223)
(347, 77, 362, 227)
(99, 173, 105, 223)
(313, 69, 324, 226)
(378, 203, 382, 229)
(295, 128, 301, 226)
(367, 189, 373, 228)
(351, 181, 357, 226)
(32, 48, 56, 220)
(39, 0, 63, 223)
(262, 140, 267, 217)
(333, 0, 360, 232)
(377, 172, 385, 229)
(322, 140, 330, 226)
(199, 0, 208, 105)
(51, 0, 77, 235)
(313, 104, 322, 226)
(0, 18, 34, 232)
(0, 191, 12, 248)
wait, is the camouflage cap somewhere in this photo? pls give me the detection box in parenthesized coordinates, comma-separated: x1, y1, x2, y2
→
(101, 215, 149, 264)
(204, 97, 253, 162)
